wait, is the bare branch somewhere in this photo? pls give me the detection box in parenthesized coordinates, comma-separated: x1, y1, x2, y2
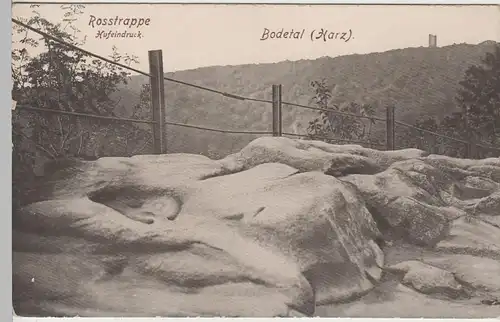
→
(131, 137, 152, 155)
(48, 142, 58, 155)
(13, 128, 57, 159)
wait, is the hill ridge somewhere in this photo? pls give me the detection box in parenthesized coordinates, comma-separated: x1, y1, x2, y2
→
(160, 40, 498, 75)
(116, 40, 499, 158)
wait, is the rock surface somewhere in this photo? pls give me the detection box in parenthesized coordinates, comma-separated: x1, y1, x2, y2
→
(387, 260, 463, 297)
(13, 137, 500, 317)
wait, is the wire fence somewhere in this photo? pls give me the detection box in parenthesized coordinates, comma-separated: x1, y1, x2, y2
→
(12, 17, 275, 153)
(395, 121, 500, 159)
(282, 101, 387, 123)
(11, 17, 500, 165)
(281, 99, 389, 149)
(12, 18, 158, 160)
(159, 75, 275, 138)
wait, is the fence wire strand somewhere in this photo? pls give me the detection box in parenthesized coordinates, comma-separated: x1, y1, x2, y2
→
(12, 19, 273, 104)
(282, 101, 387, 122)
(12, 18, 500, 153)
(166, 121, 273, 135)
(395, 120, 468, 144)
(15, 105, 158, 124)
(395, 120, 500, 151)
(162, 76, 273, 103)
(12, 18, 152, 77)
(12, 18, 271, 135)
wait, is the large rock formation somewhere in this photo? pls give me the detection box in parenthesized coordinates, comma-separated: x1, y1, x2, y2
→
(12, 137, 500, 317)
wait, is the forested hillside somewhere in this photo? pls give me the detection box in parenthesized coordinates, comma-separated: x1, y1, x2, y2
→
(115, 41, 499, 157)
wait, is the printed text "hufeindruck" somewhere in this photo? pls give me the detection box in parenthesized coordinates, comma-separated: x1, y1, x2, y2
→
(260, 28, 353, 42)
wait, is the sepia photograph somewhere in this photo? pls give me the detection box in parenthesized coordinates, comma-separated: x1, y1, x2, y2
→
(10, 3, 500, 318)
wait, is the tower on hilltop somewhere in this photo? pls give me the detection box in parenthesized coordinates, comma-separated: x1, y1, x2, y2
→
(429, 34, 437, 47)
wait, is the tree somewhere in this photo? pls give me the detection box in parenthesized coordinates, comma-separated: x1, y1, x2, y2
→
(12, 4, 152, 207)
(397, 116, 448, 155)
(456, 44, 500, 145)
(306, 78, 380, 146)
(399, 44, 500, 159)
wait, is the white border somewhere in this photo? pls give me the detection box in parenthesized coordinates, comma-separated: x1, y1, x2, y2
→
(10, 0, 500, 4)
(8, 1, 500, 322)
(12, 318, 500, 321)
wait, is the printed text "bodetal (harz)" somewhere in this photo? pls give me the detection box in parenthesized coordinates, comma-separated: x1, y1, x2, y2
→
(260, 28, 353, 42)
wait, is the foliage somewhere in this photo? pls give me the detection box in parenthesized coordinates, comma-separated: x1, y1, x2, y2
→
(397, 44, 500, 158)
(12, 4, 152, 207)
(456, 44, 500, 144)
(397, 116, 461, 157)
(306, 79, 381, 147)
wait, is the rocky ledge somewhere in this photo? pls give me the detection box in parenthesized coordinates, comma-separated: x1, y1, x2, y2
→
(12, 137, 500, 317)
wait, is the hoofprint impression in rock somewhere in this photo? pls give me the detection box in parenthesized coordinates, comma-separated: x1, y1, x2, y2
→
(13, 137, 500, 317)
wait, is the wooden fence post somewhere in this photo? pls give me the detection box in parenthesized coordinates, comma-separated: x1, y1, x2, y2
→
(466, 139, 477, 159)
(148, 50, 166, 154)
(272, 84, 282, 137)
(386, 105, 395, 150)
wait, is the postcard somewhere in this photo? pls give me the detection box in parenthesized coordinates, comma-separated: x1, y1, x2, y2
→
(11, 2, 500, 318)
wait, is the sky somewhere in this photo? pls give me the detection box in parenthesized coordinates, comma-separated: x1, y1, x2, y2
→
(11, 4, 500, 73)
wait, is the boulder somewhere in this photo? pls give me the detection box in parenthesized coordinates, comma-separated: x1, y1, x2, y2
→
(479, 214, 500, 228)
(342, 156, 500, 246)
(435, 216, 500, 258)
(12, 137, 500, 317)
(342, 161, 456, 246)
(423, 254, 500, 296)
(13, 152, 383, 317)
(387, 260, 463, 298)
(222, 137, 427, 173)
(315, 283, 500, 318)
